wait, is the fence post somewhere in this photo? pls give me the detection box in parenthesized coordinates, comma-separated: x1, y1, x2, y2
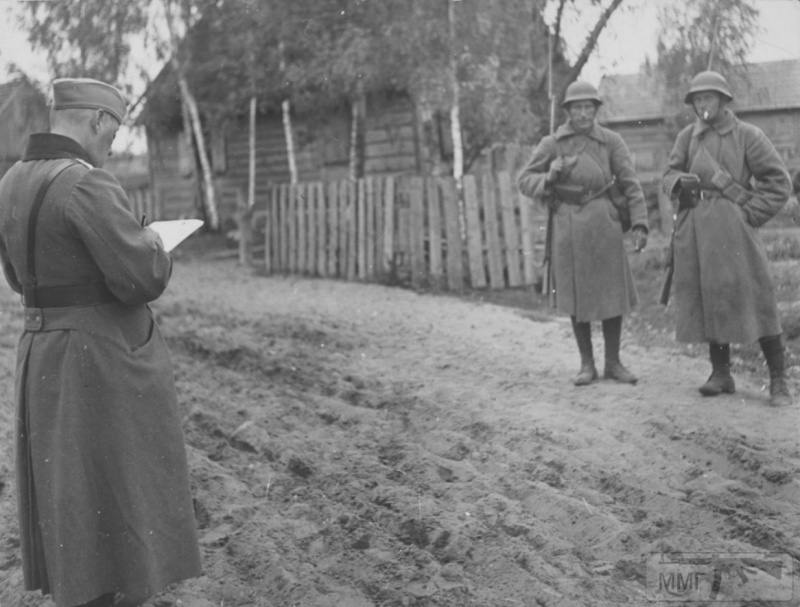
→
(481, 173, 505, 289)
(441, 177, 464, 291)
(408, 177, 425, 288)
(426, 178, 443, 289)
(498, 171, 522, 287)
(381, 176, 395, 278)
(235, 187, 252, 266)
(463, 175, 486, 288)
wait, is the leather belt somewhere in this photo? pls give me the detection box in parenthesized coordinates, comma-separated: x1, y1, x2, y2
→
(696, 187, 721, 201)
(23, 282, 117, 308)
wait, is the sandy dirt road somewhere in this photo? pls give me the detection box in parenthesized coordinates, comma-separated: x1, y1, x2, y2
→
(1, 255, 799, 606)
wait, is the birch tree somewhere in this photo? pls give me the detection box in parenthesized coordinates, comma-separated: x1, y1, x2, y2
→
(655, 0, 759, 131)
(161, 0, 219, 230)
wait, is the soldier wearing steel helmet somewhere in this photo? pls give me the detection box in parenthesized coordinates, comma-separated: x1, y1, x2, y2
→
(518, 80, 649, 386)
(663, 70, 793, 406)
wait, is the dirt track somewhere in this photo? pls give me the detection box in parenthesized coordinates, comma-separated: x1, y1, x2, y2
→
(1, 254, 799, 607)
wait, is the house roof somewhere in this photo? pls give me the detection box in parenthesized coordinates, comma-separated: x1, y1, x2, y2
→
(0, 79, 24, 115)
(598, 59, 800, 124)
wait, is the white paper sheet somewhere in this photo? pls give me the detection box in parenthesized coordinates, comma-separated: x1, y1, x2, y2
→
(147, 219, 204, 252)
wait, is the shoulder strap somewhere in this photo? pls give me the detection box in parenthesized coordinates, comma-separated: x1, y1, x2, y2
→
(23, 160, 80, 306)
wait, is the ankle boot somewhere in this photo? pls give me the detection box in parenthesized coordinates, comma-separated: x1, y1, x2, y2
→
(571, 316, 597, 386)
(760, 335, 793, 407)
(602, 316, 637, 384)
(699, 342, 735, 396)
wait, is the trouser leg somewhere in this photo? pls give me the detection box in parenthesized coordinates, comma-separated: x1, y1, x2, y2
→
(571, 316, 597, 386)
(602, 316, 637, 384)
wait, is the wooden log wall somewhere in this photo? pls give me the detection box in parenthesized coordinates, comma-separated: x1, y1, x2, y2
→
(259, 172, 547, 291)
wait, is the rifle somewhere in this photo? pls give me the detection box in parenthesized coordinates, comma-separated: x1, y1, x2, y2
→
(542, 199, 555, 304)
(659, 217, 676, 305)
(541, 27, 556, 304)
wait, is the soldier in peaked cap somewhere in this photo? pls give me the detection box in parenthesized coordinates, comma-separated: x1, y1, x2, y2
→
(0, 78, 201, 606)
(663, 70, 793, 406)
(518, 80, 649, 387)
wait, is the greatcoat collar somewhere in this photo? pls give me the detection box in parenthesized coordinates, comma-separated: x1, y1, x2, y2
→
(554, 120, 607, 144)
(691, 107, 736, 139)
(23, 133, 95, 167)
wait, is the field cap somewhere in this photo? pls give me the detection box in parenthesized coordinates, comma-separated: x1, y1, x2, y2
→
(52, 77, 127, 123)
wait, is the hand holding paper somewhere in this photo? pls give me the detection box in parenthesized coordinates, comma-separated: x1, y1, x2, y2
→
(146, 219, 204, 252)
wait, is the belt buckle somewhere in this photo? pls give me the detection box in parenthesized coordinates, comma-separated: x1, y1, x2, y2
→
(24, 308, 43, 331)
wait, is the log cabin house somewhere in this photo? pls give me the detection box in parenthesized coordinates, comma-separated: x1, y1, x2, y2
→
(136, 64, 445, 229)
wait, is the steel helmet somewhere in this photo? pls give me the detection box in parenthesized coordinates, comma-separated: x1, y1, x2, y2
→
(561, 81, 603, 107)
(684, 70, 733, 104)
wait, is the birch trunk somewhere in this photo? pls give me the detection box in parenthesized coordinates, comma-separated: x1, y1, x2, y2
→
(163, 0, 219, 230)
(248, 95, 256, 207)
(278, 41, 298, 185)
(282, 100, 298, 184)
(176, 72, 219, 230)
(349, 85, 366, 181)
(449, 0, 464, 182)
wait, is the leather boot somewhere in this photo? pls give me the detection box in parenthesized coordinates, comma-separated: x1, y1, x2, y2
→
(602, 316, 638, 384)
(699, 342, 735, 396)
(760, 335, 793, 407)
(571, 316, 597, 386)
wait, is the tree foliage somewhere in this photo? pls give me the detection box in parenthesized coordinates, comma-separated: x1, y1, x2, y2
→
(655, 0, 759, 130)
(20, 0, 631, 172)
(23, 0, 148, 90)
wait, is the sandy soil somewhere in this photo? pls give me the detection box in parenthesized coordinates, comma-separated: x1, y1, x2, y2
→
(1, 252, 799, 607)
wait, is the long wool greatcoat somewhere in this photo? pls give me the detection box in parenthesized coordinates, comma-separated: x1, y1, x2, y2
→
(663, 109, 791, 344)
(517, 121, 648, 321)
(0, 134, 201, 607)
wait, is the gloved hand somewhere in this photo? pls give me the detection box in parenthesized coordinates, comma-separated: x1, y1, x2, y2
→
(546, 155, 577, 185)
(631, 226, 648, 252)
(676, 173, 700, 210)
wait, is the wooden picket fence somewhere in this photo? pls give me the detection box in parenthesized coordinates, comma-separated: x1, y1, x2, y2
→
(253, 172, 547, 291)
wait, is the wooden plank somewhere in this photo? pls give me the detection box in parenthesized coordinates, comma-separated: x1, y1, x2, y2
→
(381, 176, 395, 276)
(338, 180, 347, 278)
(338, 180, 349, 278)
(346, 180, 357, 281)
(327, 181, 339, 277)
(481, 173, 505, 289)
(407, 176, 425, 288)
(357, 179, 367, 280)
(440, 178, 464, 291)
(307, 182, 318, 274)
(288, 184, 298, 273)
(397, 206, 410, 279)
(316, 182, 327, 276)
(462, 175, 486, 288)
(518, 187, 537, 285)
(426, 178, 443, 287)
(263, 187, 273, 272)
(303, 182, 313, 274)
(498, 171, 522, 287)
(365, 177, 376, 279)
(373, 177, 384, 279)
(296, 183, 307, 274)
(280, 184, 290, 273)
